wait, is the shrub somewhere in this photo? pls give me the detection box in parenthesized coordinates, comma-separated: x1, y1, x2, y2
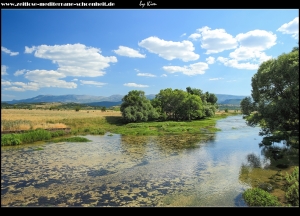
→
(242, 187, 281, 206)
(285, 167, 299, 206)
(1, 134, 22, 146)
(75, 106, 81, 112)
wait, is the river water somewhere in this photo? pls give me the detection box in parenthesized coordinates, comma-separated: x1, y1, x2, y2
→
(1, 115, 269, 207)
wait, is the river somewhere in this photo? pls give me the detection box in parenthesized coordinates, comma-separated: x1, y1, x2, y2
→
(1, 115, 271, 207)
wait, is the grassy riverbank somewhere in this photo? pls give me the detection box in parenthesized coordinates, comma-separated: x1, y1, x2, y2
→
(1, 109, 239, 145)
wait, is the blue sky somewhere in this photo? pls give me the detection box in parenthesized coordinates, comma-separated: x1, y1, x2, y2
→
(1, 9, 299, 101)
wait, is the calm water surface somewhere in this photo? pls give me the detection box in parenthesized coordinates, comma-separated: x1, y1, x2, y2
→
(1, 115, 267, 207)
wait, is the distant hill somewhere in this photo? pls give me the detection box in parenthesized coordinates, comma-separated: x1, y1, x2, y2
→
(84, 101, 122, 107)
(218, 99, 243, 105)
(2, 93, 247, 105)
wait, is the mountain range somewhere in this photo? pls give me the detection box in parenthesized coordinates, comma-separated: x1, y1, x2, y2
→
(2, 94, 248, 105)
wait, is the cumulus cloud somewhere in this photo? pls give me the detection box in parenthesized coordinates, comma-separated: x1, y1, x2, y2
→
(277, 17, 299, 39)
(209, 77, 224, 81)
(229, 47, 272, 63)
(14, 69, 27, 76)
(25, 43, 117, 77)
(161, 74, 167, 77)
(197, 26, 238, 54)
(215, 29, 275, 70)
(24, 46, 36, 53)
(206, 56, 215, 64)
(124, 83, 149, 88)
(1, 46, 19, 56)
(24, 70, 77, 89)
(217, 57, 258, 70)
(236, 30, 277, 50)
(3, 82, 40, 91)
(113, 46, 146, 58)
(138, 36, 199, 62)
(137, 73, 156, 77)
(1, 65, 8, 75)
(180, 33, 186, 37)
(162, 62, 209, 76)
(80, 80, 107, 87)
(188, 33, 201, 41)
(1, 80, 11, 86)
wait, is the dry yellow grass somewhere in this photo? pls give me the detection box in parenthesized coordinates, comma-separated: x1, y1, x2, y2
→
(1, 109, 122, 131)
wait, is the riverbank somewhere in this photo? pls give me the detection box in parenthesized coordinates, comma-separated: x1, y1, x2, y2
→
(1, 109, 240, 146)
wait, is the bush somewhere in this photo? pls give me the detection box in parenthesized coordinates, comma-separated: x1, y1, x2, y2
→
(1, 134, 22, 146)
(242, 188, 281, 206)
(285, 167, 299, 206)
(75, 106, 81, 112)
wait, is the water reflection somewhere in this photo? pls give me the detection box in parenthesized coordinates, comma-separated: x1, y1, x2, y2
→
(2, 115, 277, 207)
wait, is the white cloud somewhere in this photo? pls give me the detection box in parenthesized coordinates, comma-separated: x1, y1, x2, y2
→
(229, 47, 272, 63)
(188, 33, 201, 41)
(3, 82, 39, 91)
(72, 78, 78, 81)
(277, 17, 299, 39)
(24, 70, 77, 89)
(25, 43, 117, 77)
(1, 46, 19, 56)
(137, 73, 156, 77)
(80, 80, 107, 87)
(236, 30, 277, 50)
(138, 36, 199, 62)
(162, 62, 209, 76)
(206, 56, 215, 64)
(161, 74, 167, 77)
(180, 33, 186, 37)
(1, 80, 11, 86)
(25, 46, 37, 53)
(14, 69, 27, 76)
(217, 57, 258, 70)
(209, 77, 224, 81)
(113, 46, 146, 58)
(3, 86, 25, 92)
(124, 83, 149, 88)
(1, 65, 8, 75)
(197, 26, 238, 54)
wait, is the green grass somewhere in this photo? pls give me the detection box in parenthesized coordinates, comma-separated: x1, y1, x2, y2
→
(52, 136, 91, 143)
(1, 129, 71, 146)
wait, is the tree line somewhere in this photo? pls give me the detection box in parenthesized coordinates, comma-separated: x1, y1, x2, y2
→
(120, 87, 218, 123)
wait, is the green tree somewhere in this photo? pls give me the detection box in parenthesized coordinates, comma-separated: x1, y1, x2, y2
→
(240, 96, 254, 116)
(247, 47, 299, 140)
(101, 106, 106, 112)
(120, 90, 159, 123)
(155, 88, 204, 121)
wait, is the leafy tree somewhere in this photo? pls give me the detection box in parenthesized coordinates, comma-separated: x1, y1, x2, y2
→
(240, 96, 255, 115)
(155, 88, 204, 121)
(246, 47, 299, 140)
(120, 90, 159, 123)
(186, 87, 218, 118)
